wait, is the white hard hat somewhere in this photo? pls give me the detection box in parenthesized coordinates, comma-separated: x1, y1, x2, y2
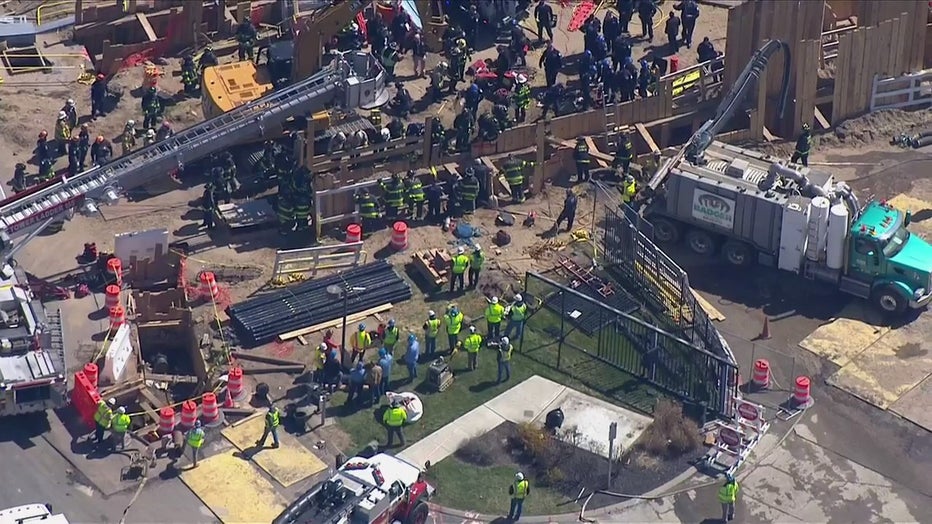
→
(127, 119, 135, 126)
(457, 246, 465, 254)
(516, 74, 528, 84)
(439, 61, 449, 69)
(117, 406, 126, 414)
(501, 336, 510, 345)
(146, 129, 156, 137)
(469, 325, 476, 333)
(491, 296, 499, 304)
(319, 343, 327, 351)
(351, 23, 359, 31)
(108, 398, 117, 406)
(381, 127, 390, 139)
(58, 111, 66, 119)
(515, 472, 525, 481)
(474, 244, 481, 251)
(67, 98, 75, 106)
(514, 294, 523, 302)
(428, 310, 435, 317)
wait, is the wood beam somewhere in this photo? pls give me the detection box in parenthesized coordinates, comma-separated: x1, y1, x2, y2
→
(814, 106, 831, 130)
(634, 122, 660, 155)
(136, 12, 158, 42)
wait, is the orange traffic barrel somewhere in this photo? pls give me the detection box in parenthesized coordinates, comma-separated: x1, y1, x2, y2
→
(346, 223, 362, 243)
(104, 284, 121, 309)
(107, 257, 123, 283)
(108, 305, 125, 330)
(228, 367, 247, 401)
(751, 359, 770, 389)
(200, 392, 223, 427)
(158, 406, 176, 436)
(83, 362, 99, 388)
(199, 271, 219, 300)
(390, 221, 408, 250)
(793, 376, 813, 407)
(179, 400, 198, 429)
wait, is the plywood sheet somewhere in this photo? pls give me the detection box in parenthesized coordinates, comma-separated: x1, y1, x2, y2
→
(181, 451, 288, 524)
(221, 414, 327, 487)
(798, 306, 889, 367)
(890, 375, 932, 432)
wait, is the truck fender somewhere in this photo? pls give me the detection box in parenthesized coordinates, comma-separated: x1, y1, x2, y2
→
(871, 279, 914, 299)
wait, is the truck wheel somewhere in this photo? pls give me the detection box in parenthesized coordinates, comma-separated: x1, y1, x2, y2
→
(685, 229, 717, 256)
(652, 218, 681, 244)
(404, 501, 429, 524)
(722, 240, 754, 267)
(873, 286, 907, 315)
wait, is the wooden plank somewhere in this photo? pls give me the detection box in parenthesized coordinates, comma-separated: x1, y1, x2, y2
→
(794, 40, 820, 135)
(814, 105, 830, 130)
(762, 126, 777, 142)
(144, 373, 199, 384)
(634, 123, 660, 155)
(277, 303, 394, 341)
(584, 138, 609, 168)
(691, 289, 725, 322)
(910, 2, 927, 70)
(723, 2, 757, 89)
(832, 31, 852, 123)
(136, 12, 158, 42)
(230, 352, 306, 367)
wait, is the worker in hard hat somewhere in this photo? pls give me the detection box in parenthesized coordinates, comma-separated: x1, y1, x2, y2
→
(185, 420, 205, 468)
(364, 361, 383, 406)
(404, 333, 420, 382)
(143, 128, 157, 147)
(61, 98, 77, 128)
(508, 471, 531, 520)
(498, 336, 514, 383)
(383, 398, 408, 447)
(468, 244, 485, 289)
(255, 405, 281, 449)
(382, 319, 401, 355)
(111, 406, 131, 450)
(621, 174, 638, 207)
(91, 72, 107, 119)
(791, 123, 812, 167)
(450, 246, 470, 293)
(235, 15, 257, 61)
(504, 294, 529, 341)
(463, 325, 483, 371)
(93, 398, 116, 445)
(422, 310, 441, 358)
(76, 123, 90, 170)
(444, 305, 464, 354)
(485, 296, 505, 340)
(513, 73, 532, 122)
(54, 111, 71, 156)
(718, 473, 740, 522)
(352, 323, 372, 364)
(120, 120, 137, 156)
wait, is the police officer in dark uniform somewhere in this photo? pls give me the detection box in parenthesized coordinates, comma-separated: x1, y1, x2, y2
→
(454, 109, 474, 152)
(201, 183, 217, 230)
(539, 42, 563, 88)
(13, 163, 27, 193)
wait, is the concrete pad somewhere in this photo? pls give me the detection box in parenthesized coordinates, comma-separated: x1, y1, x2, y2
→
(180, 450, 287, 524)
(890, 375, 932, 432)
(484, 375, 567, 423)
(888, 194, 932, 240)
(221, 416, 327, 487)
(399, 414, 504, 467)
(535, 389, 652, 458)
(798, 304, 888, 367)
(828, 322, 932, 409)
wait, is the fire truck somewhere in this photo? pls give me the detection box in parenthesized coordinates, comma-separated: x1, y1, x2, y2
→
(273, 453, 433, 524)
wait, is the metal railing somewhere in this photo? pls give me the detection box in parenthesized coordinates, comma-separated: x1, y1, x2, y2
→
(521, 272, 737, 419)
(35, 1, 73, 26)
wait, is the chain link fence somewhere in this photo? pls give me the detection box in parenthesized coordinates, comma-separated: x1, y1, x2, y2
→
(521, 272, 737, 418)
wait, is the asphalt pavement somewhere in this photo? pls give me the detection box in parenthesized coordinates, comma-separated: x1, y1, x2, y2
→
(0, 413, 212, 523)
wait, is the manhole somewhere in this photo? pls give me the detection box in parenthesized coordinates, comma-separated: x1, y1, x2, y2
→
(2, 46, 52, 74)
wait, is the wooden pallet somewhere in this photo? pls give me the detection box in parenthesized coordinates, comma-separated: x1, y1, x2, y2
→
(411, 249, 452, 288)
(216, 200, 277, 232)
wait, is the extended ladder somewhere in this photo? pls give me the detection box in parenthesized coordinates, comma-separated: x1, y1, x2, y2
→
(559, 258, 615, 298)
(45, 308, 66, 376)
(0, 63, 344, 237)
(604, 101, 619, 153)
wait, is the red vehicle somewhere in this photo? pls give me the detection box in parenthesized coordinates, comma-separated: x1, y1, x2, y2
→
(273, 453, 433, 524)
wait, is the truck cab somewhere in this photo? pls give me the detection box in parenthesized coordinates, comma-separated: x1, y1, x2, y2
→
(845, 201, 932, 314)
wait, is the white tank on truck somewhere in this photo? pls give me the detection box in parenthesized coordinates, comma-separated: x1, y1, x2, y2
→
(642, 141, 932, 315)
(0, 504, 69, 524)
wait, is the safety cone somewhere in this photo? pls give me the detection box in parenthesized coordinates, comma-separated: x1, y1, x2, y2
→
(223, 387, 235, 408)
(758, 315, 772, 340)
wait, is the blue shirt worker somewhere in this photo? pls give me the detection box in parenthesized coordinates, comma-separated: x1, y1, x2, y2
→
(186, 420, 205, 468)
(497, 336, 514, 383)
(508, 472, 531, 521)
(422, 310, 441, 357)
(383, 399, 408, 447)
(346, 362, 367, 405)
(255, 406, 281, 448)
(504, 294, 529, 341)
(404, 333, 420, 382)
(378, 348, 394, 397)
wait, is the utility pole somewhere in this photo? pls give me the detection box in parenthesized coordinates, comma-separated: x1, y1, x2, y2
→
(607, 421, 618, 488)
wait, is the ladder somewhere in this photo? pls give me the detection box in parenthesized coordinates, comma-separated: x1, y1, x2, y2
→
(0, 64, 344, 238)
(45, 308, 66, 376)
(604, 100, 619, 153)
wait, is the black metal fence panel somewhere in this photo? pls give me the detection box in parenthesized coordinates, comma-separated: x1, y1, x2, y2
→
(522, 273, 738, 418)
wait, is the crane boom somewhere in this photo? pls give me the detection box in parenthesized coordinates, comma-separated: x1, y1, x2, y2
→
(647, 40, 792, 191)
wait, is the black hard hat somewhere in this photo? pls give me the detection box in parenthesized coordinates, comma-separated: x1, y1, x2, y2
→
(15, 163, 26, 169)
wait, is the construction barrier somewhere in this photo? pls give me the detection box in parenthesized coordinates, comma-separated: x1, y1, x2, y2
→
(199, 271, 219, 300)
(793, 376, 813, 408)
(70, 370, 101, 428)
(179, 399, 198, 429)
(228, 366, 247, 401)
(83, 362, 98, 389)
(158, 406, 176, 435)
(751, 359, 770, 390)
(107, 257, 123, 284)
(200, 392, 223, 427)
(271, 241, 366, 283)
(108, 305, 125, 330)
(390, 221, 408, 251)
(104, 284, 121, 309)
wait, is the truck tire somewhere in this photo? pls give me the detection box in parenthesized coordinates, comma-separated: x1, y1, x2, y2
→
(685, 229, 717, 256)
(651, 218, 681, 244)
(722, 240, 754, 267)
(404, 501, 429, 524)
(873, 286, 907, 315)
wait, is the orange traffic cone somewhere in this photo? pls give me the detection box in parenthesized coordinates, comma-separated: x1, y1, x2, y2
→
(758, 315, 772, 340)
(223, 387, 235, 408)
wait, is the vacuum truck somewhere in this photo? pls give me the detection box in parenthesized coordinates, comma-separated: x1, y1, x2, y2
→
(642, 142, 932, 315)
(641, 40, 932, 315)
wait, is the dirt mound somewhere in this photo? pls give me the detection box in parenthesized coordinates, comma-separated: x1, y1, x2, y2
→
(819, 108, 932, 148)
